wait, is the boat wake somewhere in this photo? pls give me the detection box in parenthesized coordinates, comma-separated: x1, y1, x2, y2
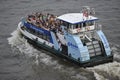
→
(8, 29, 120, 80)
(88, 61, 120, 80)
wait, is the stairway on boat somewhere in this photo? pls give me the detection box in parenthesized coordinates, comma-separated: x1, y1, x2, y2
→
(86, 40, 102, 57)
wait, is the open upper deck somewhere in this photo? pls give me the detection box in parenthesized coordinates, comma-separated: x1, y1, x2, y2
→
(57, 13, 98, 24)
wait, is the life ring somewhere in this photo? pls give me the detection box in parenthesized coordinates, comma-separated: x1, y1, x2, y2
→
(86, 27, 90, 31)
(77, 28, 80, 32)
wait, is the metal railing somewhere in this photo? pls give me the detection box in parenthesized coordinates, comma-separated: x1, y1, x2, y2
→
(95, 23, 102, 30)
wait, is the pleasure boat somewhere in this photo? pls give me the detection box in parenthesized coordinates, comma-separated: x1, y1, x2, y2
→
(18, 6, 113, 67)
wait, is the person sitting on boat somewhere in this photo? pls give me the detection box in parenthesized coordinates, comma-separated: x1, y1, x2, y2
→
(27, 12, 61, 31)
(27, 14, 36, 25)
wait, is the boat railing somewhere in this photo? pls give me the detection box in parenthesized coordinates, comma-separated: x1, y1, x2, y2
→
(25, 12, 61, 32)
(95, 23, 102, 30)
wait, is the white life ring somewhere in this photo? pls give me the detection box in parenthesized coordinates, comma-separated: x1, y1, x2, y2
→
(77, 28, 81, 32)
(86, 27, 90, 31)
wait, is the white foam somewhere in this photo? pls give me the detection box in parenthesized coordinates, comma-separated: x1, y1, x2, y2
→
(88, 61, 120, 80)
(8, 28, 22, 47)
(8, 29, 40, 67)
(8, 29, 120, 80)
(7, 29, 61, 67)
(111, 44, 120, 61)
(93, 71, 107, 80)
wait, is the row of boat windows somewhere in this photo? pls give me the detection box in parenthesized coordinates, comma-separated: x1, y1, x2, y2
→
(24, 27, 50, 42)
(62, 21, 94, 29)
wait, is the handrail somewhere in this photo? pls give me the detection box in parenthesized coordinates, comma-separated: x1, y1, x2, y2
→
(95, 23, 102, 30)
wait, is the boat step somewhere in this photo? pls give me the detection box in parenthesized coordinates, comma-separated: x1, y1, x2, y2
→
(86, 41, 99, 45)
(95, 48, 101, 52)
(89, 49, 95, 53)
(94, 44, 100, 48)
(89, 53, 95, 57)
(86, 42, 92, 46)
(93, 41, 99, 44)
(87, 45, 94, 50)
(86, 40, 103, 57)
(96, 52, 102, 55)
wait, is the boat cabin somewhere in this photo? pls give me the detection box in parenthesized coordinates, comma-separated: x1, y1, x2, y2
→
(57, 13, 98, 34)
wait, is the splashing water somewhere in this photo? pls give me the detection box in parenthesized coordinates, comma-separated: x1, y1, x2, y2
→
(8, 28, 38, 57)
(8, 29, 120, 80)
(7, 29, 63, 67)
(87, 61, 120, 80)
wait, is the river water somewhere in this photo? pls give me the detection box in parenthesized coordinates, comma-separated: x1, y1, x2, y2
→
(0, 0, 120, 80)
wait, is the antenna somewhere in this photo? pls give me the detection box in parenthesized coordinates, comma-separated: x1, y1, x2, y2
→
(81, 6, 96, 17)
(91, 8, 95, 15)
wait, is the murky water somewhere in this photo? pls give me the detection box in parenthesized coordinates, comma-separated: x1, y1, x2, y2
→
(0, 0, 120, 80)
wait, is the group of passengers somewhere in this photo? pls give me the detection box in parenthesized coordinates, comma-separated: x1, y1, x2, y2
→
(27, 12, 61, 31)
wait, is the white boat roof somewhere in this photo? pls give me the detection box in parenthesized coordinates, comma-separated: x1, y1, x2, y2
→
(57, 13, 98, 24)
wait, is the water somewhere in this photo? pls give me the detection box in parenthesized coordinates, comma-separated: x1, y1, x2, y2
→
(0, 0, 120, 80)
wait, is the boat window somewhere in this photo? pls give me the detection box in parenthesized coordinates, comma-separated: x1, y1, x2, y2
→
(78, 23, 81, 28)
(68, 24, 73, 29)
(63, 21, 69, 27)
(72, 24, 81, 29)
(38, 32, 43, 38)
(83, 22, 86, 27)
(28, 28, 35, 33)
(25, 26, 50, 42)
(76, 24, 79, 28)
(43, 34, 46, 40)
(87, 21, 94, 26)
(72, 25, 76, 29)
(46, 35, 50, 42)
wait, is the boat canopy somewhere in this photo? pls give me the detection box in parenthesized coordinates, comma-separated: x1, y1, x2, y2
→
(57, 13, 98, 24)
